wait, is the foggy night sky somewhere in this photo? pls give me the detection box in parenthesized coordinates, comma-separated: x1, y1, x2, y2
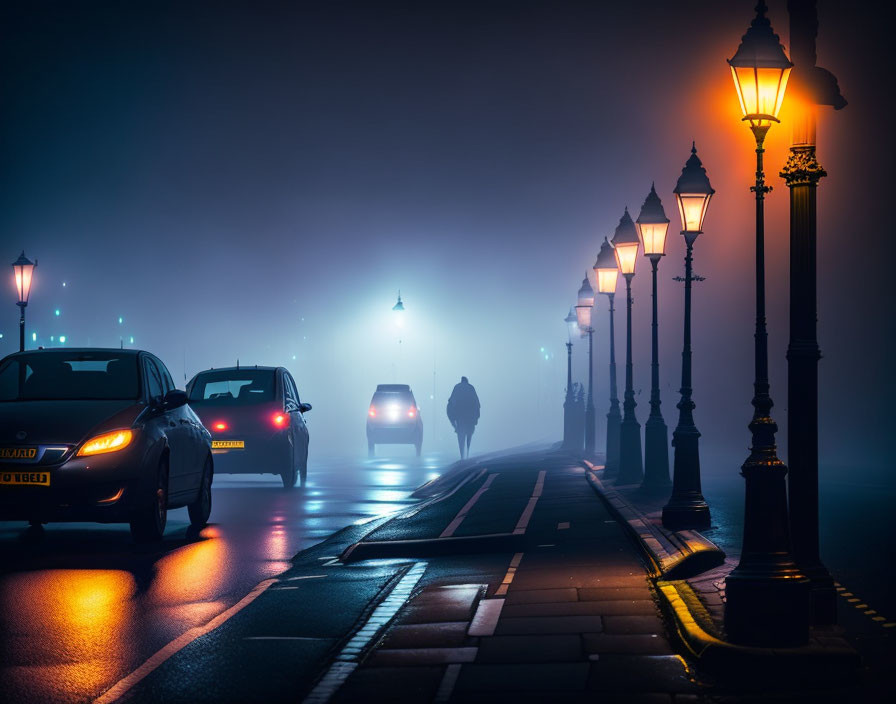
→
(1, 1, 893, 479)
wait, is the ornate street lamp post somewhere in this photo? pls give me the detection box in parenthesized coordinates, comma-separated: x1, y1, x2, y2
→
(662, 144, 714, 530)
(611, 209, 643, 485)
(594, 239, 621, 477)
(575, 276, 596, 455)
(635, 185, 671, 492)
(563, 307, 578, 449)
(12, 252, 36, 353)
(724, 1, 809, 647)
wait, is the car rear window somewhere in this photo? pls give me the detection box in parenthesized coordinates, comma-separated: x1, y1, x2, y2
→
(372, 390, 415, 405)
(189, 370, 275, 404)
(0, 352, 140, 401)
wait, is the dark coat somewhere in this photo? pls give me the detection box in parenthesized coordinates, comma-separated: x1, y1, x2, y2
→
(447, 381, 480, 428)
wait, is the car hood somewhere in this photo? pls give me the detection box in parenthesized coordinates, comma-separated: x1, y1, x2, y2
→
(0, 400, 144, 446)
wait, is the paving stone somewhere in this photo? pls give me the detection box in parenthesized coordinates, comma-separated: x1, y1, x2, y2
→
(331, 665, 444, 703)
(454, 663, 591, 692)
(379, 622, 470, 649)
(400, 588, 481, 624)
(578, 587, 653, 601)
(602, 614, 666, 635)
(503, 599, 657, 618)
(586, 655, 695, 693)
(495, 615, 604, 635)
(511, 569, 646, 590)
(583, 633, 673, 655)
(477, 635, 582, 662)
(366, 647, 478, 666)
(504, 588, 579, 605)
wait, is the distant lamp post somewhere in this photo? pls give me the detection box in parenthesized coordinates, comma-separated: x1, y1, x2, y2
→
(594, 238, 621, 477)
(563, 307, 579, 449)
(662, 143, 714, 530)
(12, 251, 36, 352)
(611, 209, 643, 484)
(724, 1, 809, 647)
(636, 184, 671, 492)
(575, 276, 596, 455)
(392, 290, 405, 323)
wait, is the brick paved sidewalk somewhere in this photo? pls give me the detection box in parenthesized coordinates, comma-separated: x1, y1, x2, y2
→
(330, 458, 699, 703)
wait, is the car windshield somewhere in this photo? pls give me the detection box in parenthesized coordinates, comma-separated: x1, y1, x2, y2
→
(189, 370, 275, 404)
(372, 391, 415, 406)
(0, 351, 140, 401)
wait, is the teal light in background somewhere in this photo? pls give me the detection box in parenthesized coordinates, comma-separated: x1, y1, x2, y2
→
(32, 332, 37, 342)
(59, 336, 66, 344)
(129, 336, 134, 344)
(55, 309, 61, 316)
(118, 317, 123, 324)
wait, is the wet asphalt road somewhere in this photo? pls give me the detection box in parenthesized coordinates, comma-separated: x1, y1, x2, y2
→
(0, 451, 443, 704)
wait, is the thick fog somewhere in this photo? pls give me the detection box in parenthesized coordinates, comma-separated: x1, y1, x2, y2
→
(1, 1, 892, 480)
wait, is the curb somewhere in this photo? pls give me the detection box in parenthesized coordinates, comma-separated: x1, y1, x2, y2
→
(340, 531, 525, 562)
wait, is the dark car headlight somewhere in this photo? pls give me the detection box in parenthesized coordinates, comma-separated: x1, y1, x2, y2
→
(77, 429, 134, 457)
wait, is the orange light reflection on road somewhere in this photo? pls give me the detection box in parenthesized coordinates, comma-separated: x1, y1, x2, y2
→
(0, 570, 137, 701)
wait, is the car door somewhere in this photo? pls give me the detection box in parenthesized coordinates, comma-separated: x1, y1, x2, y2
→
(146, 357, 190, 498)
(157, 357, 205, 492)
(285, 372, 309, 461)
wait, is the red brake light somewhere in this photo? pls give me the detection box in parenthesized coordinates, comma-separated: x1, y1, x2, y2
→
(272, 413, 288, 428)
(368, 407, 376, 417)
(213, 422, 228, 431)
(407, 407, 416, 418)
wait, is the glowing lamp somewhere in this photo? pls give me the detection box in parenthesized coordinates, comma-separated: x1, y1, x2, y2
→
(12, 251, 36, 306)
(674, 143, 715, 237)
(564, 307, 578, 342)
(611, 208, 640, 276)
(575, 304, 592, 333)
(593, 238, 619, 295)
(78, 429, 133, 457)
(728, 1, 792, 128)
(635, 184, 670, 258)
(576, 274, 594, 309)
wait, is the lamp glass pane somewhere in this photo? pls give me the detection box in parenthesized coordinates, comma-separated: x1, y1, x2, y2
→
(730, 65, 791, 125)
(675, 193, 712, 233)
(637, 222, 669, 256)
(567, 319, 578, 341)
(613, 242, 639, 275)
(596, 268, 618, 294)
(14, 264, 34, 304)
(575, 305, 592, 331)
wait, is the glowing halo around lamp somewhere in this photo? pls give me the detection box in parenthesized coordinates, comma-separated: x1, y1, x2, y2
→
(593, 238, 619, 295)
(611, 209, 640, 276)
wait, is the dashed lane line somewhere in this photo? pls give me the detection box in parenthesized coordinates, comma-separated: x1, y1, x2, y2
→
(513, 470, 546, 535)
(439, 473, 498, 538)
(494, 552, 524, 597)
(834, 581, 895, 629)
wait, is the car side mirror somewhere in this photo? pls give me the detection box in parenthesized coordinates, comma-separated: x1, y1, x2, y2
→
(299, 402, 312, 413)
(162, 389, 188, 410)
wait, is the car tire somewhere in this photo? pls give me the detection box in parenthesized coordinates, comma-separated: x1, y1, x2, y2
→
(281, 442, 298, 489)
(131, 457, 169, 543)
(188, 455, 213, 527)
(368, 440, 375, 458)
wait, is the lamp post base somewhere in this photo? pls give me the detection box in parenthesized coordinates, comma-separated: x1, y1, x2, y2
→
(603, 408, 622, 478)
(803, 565, 838, 626)
(642, 416, 671, 493)
(662, 425, 710, 529)
(724, 573, 810, 647)
(661, 497, 709, 530)
(617, 418, 643, 485)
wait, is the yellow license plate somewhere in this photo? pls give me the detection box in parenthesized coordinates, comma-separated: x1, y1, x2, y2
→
(0, 447, 38, 460)
(212, 440, 245, 449)
(0, 471, 50, 486)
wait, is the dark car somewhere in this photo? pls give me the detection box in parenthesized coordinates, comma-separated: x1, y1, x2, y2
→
(0, 348, 213, 542)
(366, 384, 422, 457)
(186, 366, 311, 488)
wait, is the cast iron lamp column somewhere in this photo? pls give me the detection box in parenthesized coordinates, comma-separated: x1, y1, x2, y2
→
(12, 252, 36, 352)
(635, 185, 672, 492)
(723, 0, 809, 647)
(662, 144, 714, 530)
(611, 209, 643, 484)
(575, 276, 596, 455)
(594, 239, 621, 477)
(563, 307, 578, 448)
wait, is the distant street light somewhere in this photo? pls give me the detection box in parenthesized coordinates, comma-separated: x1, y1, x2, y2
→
(575, 276, 596, 456)
(612, 209, 643, 484)
(723, 0, 809, 647)
(12, 251, 36, 352)
(636, 184, 671, 492)
(594, 238, 621, 478)
(662, 144, 714, 530)
(563, 307, 578, 449)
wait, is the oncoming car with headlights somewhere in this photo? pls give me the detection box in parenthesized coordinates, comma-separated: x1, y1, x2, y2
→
(0, 348, 213, 542)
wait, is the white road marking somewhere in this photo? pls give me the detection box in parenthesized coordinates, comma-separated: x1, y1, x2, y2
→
(468, 598, 505, 636)
(93, 578, 278, 704)
(244, 636, 329, 641)
(303, 561, 428, 704)
(434, 663, 462, 702)
(439, 473, 498, 538)
(494, 552, 524, 596)
(513, 470, 546, 535)
(285, 574, 328, 581)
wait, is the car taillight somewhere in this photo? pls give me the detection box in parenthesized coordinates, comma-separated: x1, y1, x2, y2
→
(368, 407, 377, 417)
(213, 421, 228, 431)
(408, 407, 416, 418)
(272, 412, 289, 428)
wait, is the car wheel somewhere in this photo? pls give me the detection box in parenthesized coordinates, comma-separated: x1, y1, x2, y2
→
(188, 455, 213, 527)
(368, 440, 375, 458)
(281, 442, 298, 489)
(131, 457, 169, 543)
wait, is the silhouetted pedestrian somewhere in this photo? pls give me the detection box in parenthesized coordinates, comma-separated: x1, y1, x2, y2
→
(447, 376, 480, 458)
